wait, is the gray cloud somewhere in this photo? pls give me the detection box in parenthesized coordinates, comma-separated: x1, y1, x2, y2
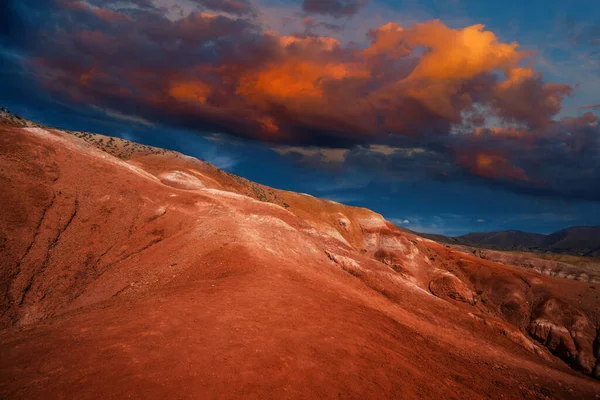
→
(302, 0, 368, 18)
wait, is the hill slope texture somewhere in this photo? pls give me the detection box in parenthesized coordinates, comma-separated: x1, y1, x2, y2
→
(1, 120, 599, 399)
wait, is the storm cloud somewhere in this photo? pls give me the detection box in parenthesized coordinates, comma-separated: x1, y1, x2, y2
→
(2, 0, 599, 200)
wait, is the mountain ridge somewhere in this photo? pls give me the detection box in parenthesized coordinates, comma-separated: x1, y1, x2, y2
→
(417, 226, 600, 256)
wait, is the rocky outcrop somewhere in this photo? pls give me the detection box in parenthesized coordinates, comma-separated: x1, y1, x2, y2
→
(429, 273, 476, 305)
(528, 298, 598, 375)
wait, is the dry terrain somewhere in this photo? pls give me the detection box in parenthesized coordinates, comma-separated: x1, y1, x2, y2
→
(1, 116, 599, 399)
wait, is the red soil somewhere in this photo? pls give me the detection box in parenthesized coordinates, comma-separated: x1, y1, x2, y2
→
(1, 124, 599, 399)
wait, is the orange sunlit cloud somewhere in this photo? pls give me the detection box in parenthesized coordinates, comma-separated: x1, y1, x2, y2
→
(22, 0, 598, 196)
(458, 152, 529, 182)
(169, 81, 212, 104)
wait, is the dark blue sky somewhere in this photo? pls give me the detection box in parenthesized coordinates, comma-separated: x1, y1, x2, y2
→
(1, 0, 599, 235)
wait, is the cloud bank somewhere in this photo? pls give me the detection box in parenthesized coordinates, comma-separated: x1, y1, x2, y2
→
(1, 0, 599, 200)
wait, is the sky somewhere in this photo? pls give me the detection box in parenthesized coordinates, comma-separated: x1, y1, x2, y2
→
(1, 0, 599, 235)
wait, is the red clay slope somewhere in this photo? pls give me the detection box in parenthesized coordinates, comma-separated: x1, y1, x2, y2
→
(1, 123, 599, 399)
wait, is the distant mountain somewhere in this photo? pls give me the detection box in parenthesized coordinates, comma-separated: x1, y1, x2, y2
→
(543, 227, 600, 253)
(417, 226, 600, 256)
